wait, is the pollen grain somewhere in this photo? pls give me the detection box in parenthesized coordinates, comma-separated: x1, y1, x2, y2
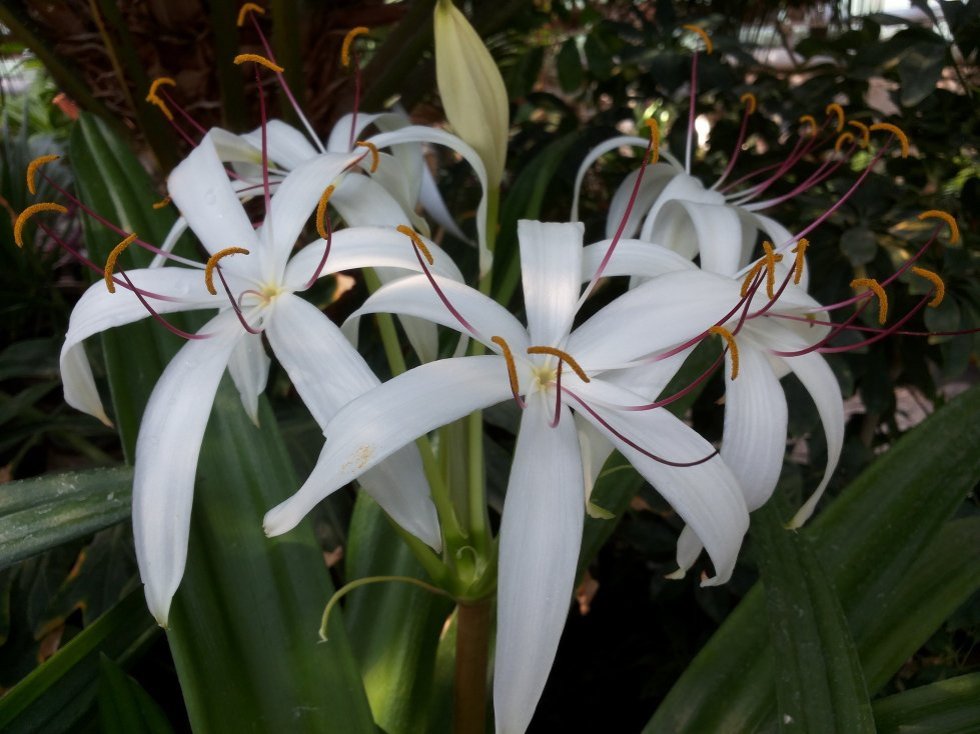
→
(26, 154, 59, 195)
(13, 202, 67, 248)
(204, 247, 250, 295)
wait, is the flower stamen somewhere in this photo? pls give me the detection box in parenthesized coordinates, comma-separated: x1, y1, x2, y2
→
(917, 210, 959, 245)
(762, 241, 783, 298)
(152, 195, 171, 210)
(681, 24, 713, 54)
(103, 233, 138, 293)
(911, 267, 945, 307)
(798, 114, 818, 136)
(145, 77, 177, 120)
(14, 202, 68, 247)
(869, 123, 910, 158)
(644, 118, 660, 165)
(396, 224, 434, 265)
(204, 247, 250, 295)
(834, 131, 855, 153)
(847, 120, 870, 147)
(526, 346, 589, 383)
(740, 261, 764, 298)
(354, 140, 380, 173)
(491, 336, 525, 409)
(825, 102, 845, 132)
(740, 92, 757, 115)
(851, 278, 888, 324)
(26, 155, 59, 195)
(233, 53, 284, 74)
(791, 238, 808, 284)
(316, 185, 335, 240)
(342, 27, 370, 67)
(708, 326, 739, 379)
(236, 2, 264, 26)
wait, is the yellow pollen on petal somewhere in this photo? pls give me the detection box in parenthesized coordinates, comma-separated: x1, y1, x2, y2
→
(354, 141, 380, 173)
(396, 224, 433, 265)
(791, 238, 809, 284)
(740, 261, 764, 298)
(342, 27, 370, 67)
(233, 53, 284, 74)
(526, 346, 590, 383)
(870, 123, 910, 158)
(681, 24, 713, 54)
(911, 267, 945, 307)
(917, 210, 959, 245)
(236, 2, 264, 27)
(491, 336, 521, 398)
(798, 114, 818, 136)
(708, 325, 739, 379)
(103, 233, 138, 294)
(740, 92, 757, 115)
(152, 195, 171, 210)
(316, 185, 335, 240)
(644, 118, 660, 165)
(26, 154, 59, 195)
(834, 131, 855, 153)
(204, 247, 250, 295)
(847, 120, 870, 147)
(762, 241, 783, 298)
(851, 277, 888, 324)
(13, 202, 67, 248)
(825, 102, 845, 132)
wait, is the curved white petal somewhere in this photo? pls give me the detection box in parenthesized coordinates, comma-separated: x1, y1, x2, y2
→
(368, 126, 492, 275)
(570, 377, 749, 585)
(226, 332, 269, 426)
(653, 200, 744, 276)
(665, 523, 704, 579)
(240, 120, 319, 170)
(582, 238, 695, 281)
(604, 162, 681, 240)
(283, 227, 463, 293)
(133, 310, 242, 626)
(518, 220, 584, 346)
(168, 135, 261, 265)
(149, 216, 189, 269)
(330, 173, 411, 228)
(494, 395, 584, 734)
(720, 339, 788, 510)
(61, 269, 223, 423)
(419, 162, 470, 243)
(263, 356, 511, 536)
(575, 414, 614, 508)
(344, 274, 528, 356)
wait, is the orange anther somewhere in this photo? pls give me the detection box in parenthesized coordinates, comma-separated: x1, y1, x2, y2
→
(342, 27, 370, 67)
(152, 195, 171, 210)
(26, 154, 59, 195)
(911, 267, 945, 307)
(236, 2, 264, 27)
(798, 115, 818, 136)
(847, 120, 870, 147)
(740, 261, 764, 298)
(233, 53, 284, 74)
(354, 141, 380, 173)
(762, 241, 783, 298)
(681, 24, 713, 54)
(204, 247, 250, 295)
(396, 225, 433, 265)
(103, 233, 138, 293)
(13, 202, 67, 247)
(740, 92, 757, 115)
(491, 336, 522, 400)
(917, 210, 959, 245)
(851, 278, 888, 324)
(526, 346, 590, 382)
(869, 123, 910, 158)
(708, 325, 739, 379)
(791, 239, 809, 284)
(644, 118, 660, 165)
(825, 103, 845, 132)
(316, 185, 335, 240)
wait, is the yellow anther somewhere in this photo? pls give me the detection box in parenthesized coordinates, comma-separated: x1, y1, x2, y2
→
(236, 2, 264, 27)
(740, 261, 764, 298)
(204, 247, 250, 295)
(491, 336, 521, 399)
(103, 233, 138, 293)
(354, 141, 380, 173)
(917, 210, 959, 245)
(146, 77, 176, 102)
(911, 267, 945, 307)
(798, 115, 818, 136)
(851, 278, 888, 324)
(825, 102, 845, 132)
(791, 238, 809, 284)
(834, 131, 855, 153)
(847, 120, 870, 147)
(342, 27, 370, 67)
(526, 346, 590, 383)
(740, 92, 757, 115)
(13, 202, 67, 247)
(396, 224, 433, 265)
(869, 123, 910, 158)
(644, 118, 660, 165)
(233, 53, 284, 74)
(152, 195, 171, 210)
(681, 24, 713, 54)
(762, 241, 783, 298)
(708, 326, 739, 380)
(26, 154, 59, 195)
(316, 185, 335, 240)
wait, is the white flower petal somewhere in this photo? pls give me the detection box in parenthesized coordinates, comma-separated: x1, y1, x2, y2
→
(582, 238, 695, 281)
(604, 162, 681, 240)
(263, 356, 511, 536)
(720, 339, 788, 510)
(226, 332, 270, 426)
(419, 161, 471, 243)
(653, 200, 744, 276)
(665, 523, 704, 579)
(61, 269, 222, 424)
(571, 377, 749, 584)
(240, 120, 319, 170)
(149, 216, 188, 269)
(494, 395, 584, 734)
(133, 310, 242, 626)
(518, 220, 584, 346)
(330, 173, 411, 227)
(168, 135, 261, 263)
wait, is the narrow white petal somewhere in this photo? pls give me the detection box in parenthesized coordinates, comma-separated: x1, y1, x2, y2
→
(494, 395, 584, 734)
(168, 135, 261, 263)
(665, 524, 704, 579)
(419, 161, 471, 243)
(653, 201, 744, 276)
(582, 238, 695, 281)
(575, 414, 614, 508)
(720, 339, 788, 510)
(61, 269, 222, 423)
(330, 173, 411, 227)
(263, 356, 511, 536)
(226, 332, 270, 425)
(604, 162, 680, 240)
(148, 216, 188, 269)
(518, 220, 584, 346)
(571, 378, 749, 584)
(240, 120, 319, 170)
(133, 310, 242, 626)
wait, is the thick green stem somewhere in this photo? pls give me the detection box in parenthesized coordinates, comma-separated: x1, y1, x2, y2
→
(453, 598, 492, 734)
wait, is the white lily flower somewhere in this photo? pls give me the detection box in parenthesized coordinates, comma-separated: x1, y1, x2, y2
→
(264, 220, 750, 733)
(61, 134, 463, 625)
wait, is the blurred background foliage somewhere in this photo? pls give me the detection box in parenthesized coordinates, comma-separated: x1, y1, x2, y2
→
(0, 0, 976, 731)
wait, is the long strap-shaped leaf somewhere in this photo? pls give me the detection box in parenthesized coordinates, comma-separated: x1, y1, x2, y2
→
(873, 671, 980, 733)
(645, 384, 980, 733)
(70, 114, 376, 732)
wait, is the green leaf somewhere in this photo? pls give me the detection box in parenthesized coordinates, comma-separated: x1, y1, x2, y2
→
(873, 672, 980, 734)
(0, 588, 158, 734)
(98, 654, 174, 734)
(556, 39, 584, 93)
(753, 499, 874, 733)
(0, 467, 133, 570)
(897, 42, 946, 107)
(839, 226, 878, 266)
(645, 384, 980, 733)
(69, 113, 376, 732)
